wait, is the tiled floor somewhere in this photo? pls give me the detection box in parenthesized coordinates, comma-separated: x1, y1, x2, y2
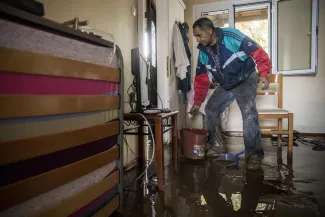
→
(119, 137, 325, 217)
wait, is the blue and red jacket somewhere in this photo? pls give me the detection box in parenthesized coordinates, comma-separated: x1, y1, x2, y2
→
(194, 27, 271, 105)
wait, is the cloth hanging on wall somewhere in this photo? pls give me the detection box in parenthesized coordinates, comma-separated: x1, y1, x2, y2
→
(172, 22, 189, 80)
(177, 22, 191, 103)
(172, 21, 191, 103)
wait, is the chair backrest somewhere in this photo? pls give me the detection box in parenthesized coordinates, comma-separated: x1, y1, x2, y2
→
(256, 74, 283, 109)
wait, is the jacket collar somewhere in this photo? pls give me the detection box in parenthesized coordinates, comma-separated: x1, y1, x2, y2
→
(197, 27, 224, 50)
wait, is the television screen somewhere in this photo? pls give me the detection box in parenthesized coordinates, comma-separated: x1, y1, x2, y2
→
(131, 48, 150, 112)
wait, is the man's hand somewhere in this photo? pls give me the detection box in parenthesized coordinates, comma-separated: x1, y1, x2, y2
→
(259, 76, 270, 90)
(209, 82, 218, 89)
(190, 104, 201, 116)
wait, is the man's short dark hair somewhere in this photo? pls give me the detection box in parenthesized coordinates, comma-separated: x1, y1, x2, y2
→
(193, 17, 215, 30)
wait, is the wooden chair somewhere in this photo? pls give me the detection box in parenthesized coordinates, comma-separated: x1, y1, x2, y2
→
(257, 74, 294, 158)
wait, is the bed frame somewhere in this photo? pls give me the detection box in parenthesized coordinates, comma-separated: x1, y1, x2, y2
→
(0, 3, 123, 217)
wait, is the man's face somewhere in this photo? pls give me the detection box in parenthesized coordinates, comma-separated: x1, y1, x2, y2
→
(193, 26, 212, 46)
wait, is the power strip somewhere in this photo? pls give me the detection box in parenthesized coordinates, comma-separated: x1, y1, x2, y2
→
(143, 109, 160, 114)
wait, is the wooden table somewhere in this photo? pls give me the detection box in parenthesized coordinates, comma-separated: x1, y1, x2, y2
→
(124, 111, 179, 191)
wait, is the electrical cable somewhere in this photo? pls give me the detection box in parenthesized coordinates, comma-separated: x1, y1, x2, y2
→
(296, 136, 325, 151)
(123, 135, 138, 202)
(124, 136, 138, 158)
(133, 113, 155, 182)
(127, 79, 136, 95)
(150, 74, 164, 109)
(123, 113, 156, 191)
(127, 85, 133, 95)
(126, 77, 137, 112)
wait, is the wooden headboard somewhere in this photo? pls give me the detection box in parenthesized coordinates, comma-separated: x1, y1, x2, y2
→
(0, 4, 124, 217)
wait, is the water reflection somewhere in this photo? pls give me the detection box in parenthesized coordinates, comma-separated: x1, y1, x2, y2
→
(122, 149, 323, 217)
(180, 160, 268, 217)
(123, 160, 278, 217)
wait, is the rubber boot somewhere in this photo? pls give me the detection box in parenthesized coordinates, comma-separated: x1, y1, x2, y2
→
(245, 154, 262, 171)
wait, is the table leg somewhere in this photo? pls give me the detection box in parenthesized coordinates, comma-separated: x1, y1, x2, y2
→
(172, 115, 178, 170)
(155, 118, 164, 191)
(138, 120, 144, 166)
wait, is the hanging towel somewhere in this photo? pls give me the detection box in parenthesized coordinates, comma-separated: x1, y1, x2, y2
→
(172, 23, 189, 80)
(177, 22, 192, 103)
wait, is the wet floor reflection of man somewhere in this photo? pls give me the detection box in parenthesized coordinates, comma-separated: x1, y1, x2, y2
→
(177, 160, 264, 217)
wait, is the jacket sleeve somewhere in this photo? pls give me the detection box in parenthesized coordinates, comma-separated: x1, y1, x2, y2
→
(227, 28, 272, 77)
(249, 46, 271, 77)
(239, 33, 271, 77)
(194, 53, 210, 106)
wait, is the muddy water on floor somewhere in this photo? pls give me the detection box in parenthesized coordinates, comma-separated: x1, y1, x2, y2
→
(120, 138, 325, 217)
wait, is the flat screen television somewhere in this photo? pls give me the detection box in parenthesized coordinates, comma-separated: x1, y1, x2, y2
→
(131, 47, 157, 112)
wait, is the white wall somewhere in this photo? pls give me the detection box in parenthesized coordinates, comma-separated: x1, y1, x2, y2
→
(156, 0, 171, 109)
(42, 0, 137, 104)
(166, 3, 190, 215)
(41, 0, 139, 165)
(184, 0, 325, 133)
(138, 0, 146, 58)
(169, 0, 186, 129)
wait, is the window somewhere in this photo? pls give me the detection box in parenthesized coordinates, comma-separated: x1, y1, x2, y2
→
(235, 4, 270, 55)
(274, 0, 318, 74)
(193, 0, 319, 75)
(202, 9, 230, 28)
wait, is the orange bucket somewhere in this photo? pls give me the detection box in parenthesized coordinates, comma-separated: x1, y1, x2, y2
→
(180, 128, 208, 160)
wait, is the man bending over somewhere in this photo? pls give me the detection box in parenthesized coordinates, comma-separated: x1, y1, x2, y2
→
(190, 17, 271, 170)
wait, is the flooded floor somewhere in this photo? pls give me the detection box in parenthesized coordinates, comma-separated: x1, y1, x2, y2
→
(119, 137, 325, 217)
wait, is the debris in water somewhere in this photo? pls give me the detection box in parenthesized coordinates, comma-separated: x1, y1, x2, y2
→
(296, 137, 325, 151)
(200, 195, 207, 205)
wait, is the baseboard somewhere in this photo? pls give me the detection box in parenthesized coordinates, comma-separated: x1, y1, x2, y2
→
(298, 133, 325, 137)
(225, 131, 268, 137)
(225, 131, 325, 138)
